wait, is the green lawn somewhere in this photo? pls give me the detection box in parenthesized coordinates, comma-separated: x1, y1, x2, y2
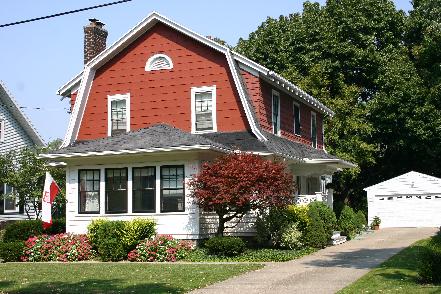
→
(339, 239, 441, 294)
(0, 263, 262, 293)
(184, 247, 316, 262)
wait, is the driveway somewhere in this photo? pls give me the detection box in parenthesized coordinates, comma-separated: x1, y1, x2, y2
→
(190, 227, 437, 294)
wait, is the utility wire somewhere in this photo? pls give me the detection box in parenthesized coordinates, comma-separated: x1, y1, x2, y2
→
(0, 0, 132, 28)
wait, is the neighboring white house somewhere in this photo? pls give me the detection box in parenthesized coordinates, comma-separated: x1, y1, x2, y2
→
(0, 80, 45, 215)
(365, 171, 441, 228)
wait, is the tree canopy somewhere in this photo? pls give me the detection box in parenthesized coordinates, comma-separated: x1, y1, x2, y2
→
(188, 152, 294, 236)
(235, 0, 441, 211)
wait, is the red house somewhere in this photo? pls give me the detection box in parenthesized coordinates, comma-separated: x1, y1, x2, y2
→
(43, 12, 353, 238)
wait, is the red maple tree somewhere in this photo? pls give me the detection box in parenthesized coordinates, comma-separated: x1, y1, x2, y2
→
(188, 152, 294, 236)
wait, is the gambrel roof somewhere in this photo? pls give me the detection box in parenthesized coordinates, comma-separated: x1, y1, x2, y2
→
(0, 80, 44, 147)
(58, 12, 334, 148)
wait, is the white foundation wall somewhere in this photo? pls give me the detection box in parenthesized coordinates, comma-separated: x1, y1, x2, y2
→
(65, 160, 201, 239)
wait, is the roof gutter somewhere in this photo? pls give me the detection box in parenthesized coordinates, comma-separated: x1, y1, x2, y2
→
(40, 144, 230, 160)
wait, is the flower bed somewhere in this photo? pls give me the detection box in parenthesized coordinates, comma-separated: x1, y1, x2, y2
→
(21, 233, 94, 262)
(128, 234, 193, 262)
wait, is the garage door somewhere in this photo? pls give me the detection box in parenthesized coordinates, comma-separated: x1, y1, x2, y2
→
(374, 194, 441, 227)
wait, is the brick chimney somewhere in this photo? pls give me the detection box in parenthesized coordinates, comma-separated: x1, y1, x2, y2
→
(83, 18, 108, 64)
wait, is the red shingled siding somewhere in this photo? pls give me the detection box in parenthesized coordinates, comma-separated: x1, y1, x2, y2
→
(241, 69, 324, 149)
(70, 92, 77, 113)
(77, 23, 248, 140)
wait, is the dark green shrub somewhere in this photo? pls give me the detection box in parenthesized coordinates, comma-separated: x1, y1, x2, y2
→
(97, 238, 127, 262)
(304, 208, 328, 248)
(338, 205, 357, 239)
(355, 211, 367, 233)
(45, 218, 66, 235)
(204, 236, 246, 257)
(418, 232, 441, 284)
(90, 220, 126, 261)
(308, 202, 336, 239)
(87, 218, 157, 261)
(256, 205, 308, 247)
(3, 220, 43, 242)
(0, 241, 24, 262)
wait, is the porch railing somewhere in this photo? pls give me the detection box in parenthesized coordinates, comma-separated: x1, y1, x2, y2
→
(294, 191, 333, 208)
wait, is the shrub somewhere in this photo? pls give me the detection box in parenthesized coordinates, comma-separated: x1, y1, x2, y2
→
(280, 222, 303, 250)
(21, 233, 94, 262)
(128, 235, 193, 262)
(304, 208, 328, 248)
(90, 220, 126, 261)
(97, 238, 127, 262)
(122, 218, 157, 251)
(308, 202, 336, 240)
(3, 220, 43, 242)
(0, 241, 24, 262)
(256, 205, 309, 247)
(355, 211, 367, 233)
(204, 236, 246, 257)
(338, 205, 358, 239)
(87, 218, 157, 261)
(46, 218, 66, 235)
(418, 232, 441, 284)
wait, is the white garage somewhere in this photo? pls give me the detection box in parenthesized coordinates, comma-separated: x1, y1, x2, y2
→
(365, 171, 441, 228)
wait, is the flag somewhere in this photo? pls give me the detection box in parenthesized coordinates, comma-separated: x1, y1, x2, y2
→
(41, 172, 60, 229)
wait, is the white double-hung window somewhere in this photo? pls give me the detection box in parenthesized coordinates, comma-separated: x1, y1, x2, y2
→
(108, 93, 130, 136)
(272, 90, 281, 135)
(191, 86, 217, 133)
(311, 111, 317, 148)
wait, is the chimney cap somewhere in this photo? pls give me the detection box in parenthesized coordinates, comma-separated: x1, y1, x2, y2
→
(88, 18, 105, 27)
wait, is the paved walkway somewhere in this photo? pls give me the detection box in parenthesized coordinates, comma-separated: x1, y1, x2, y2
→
(190, 227, 438, 294)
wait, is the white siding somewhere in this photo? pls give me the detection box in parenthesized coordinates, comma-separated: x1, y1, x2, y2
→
(366, 171, 441, 228)
(199, 212, 257, 237)
(0, 102, 35, 155)
(65, 160, 201, 239)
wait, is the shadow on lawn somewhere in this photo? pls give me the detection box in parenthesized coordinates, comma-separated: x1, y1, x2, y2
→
(301, 247, 411, 270)
(2, 278, 183, 294)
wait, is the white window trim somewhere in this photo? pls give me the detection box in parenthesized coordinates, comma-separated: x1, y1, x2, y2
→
(272, 90, 281, 136)
(293, 101, 301, 136)
(107, 93, 131, 137)
(0, 119, 4, 142)
(311, 111, 317, 149)
(191, 85, 217, 134)
(145, 53, 174, 71)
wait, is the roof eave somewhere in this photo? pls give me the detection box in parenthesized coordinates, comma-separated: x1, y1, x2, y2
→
(40, 144, 229, 160)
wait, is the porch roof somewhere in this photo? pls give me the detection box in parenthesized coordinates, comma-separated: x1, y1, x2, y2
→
(41, 124, 353, 168)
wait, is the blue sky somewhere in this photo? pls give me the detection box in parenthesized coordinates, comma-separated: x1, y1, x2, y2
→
(0, 0, 412, 143)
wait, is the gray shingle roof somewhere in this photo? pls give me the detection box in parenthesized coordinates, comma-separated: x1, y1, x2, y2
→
(52, 124, 230, 154)
(52, 124, 338, 161)
(202, 131, 338, 160)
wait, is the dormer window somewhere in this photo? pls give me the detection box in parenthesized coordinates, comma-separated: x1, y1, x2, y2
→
(0, 119, 4, 142)
(311, 112, 317, 148)
(191, 86, 217, 133)
(272, 90, 281, 135)
(107, 94, 130, 136)
(145, 54, 173, 71)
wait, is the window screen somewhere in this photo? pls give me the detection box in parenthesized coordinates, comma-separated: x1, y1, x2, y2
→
(105, 168, 128, 213)
(132, 167, 156, 213)
(160, 165, 185, 212)
(195, 91, 213, 131)
(110, 99, 127, 136)
(78, 170, 100, 213)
